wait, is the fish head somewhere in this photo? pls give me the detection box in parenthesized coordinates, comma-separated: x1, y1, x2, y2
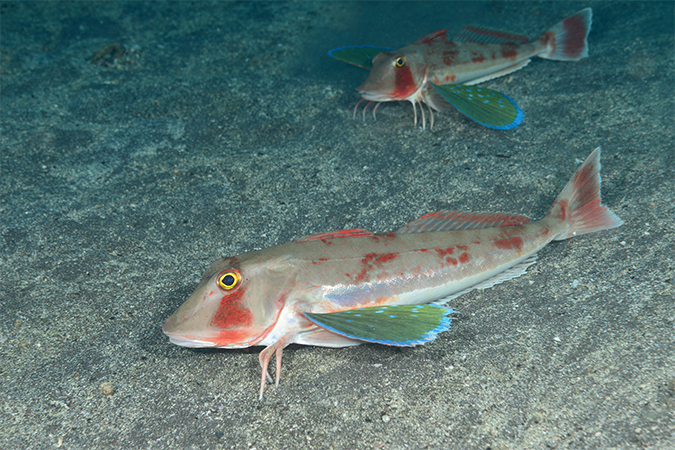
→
(357, 49, 426, 102)
(162, 253, 295, 349)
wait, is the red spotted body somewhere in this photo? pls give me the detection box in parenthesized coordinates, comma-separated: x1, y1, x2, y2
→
(163, 148, 622, 399)
(352, 8, 592, 129)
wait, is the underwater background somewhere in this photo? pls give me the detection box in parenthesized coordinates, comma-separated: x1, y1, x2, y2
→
(1, 1, 673, 448)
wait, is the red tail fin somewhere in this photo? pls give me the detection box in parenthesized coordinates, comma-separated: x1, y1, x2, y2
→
(547, 148, 623, 241)
(538, 8, 592, 61)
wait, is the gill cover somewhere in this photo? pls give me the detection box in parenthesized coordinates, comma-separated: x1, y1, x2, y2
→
(357, 50, 427, 101)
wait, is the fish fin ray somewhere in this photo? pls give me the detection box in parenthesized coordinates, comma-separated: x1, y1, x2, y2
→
(453, 26, 529, 44)
(547, 148, 623, 240)
(294, 329, 363, 348)
(414, 29, 449, 45)
(296, 229, 373, 242)
(430, 83, 524, 130)
(538, 8, 592, 61)
(303, 305, 455, 347)
(433, 255, 538, 304)
(328, 46, 393, 70)
(397, 210, 530, 233)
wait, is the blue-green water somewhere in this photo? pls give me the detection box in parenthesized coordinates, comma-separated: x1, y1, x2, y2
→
(1, 2, 673, 448)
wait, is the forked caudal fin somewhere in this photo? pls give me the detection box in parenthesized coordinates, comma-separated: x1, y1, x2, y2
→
(539, 8, 592, 61)
(547, 147, 623, 241)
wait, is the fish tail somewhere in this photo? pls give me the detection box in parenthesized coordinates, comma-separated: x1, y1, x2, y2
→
(538, 8, 592, 61)
(547, 148, 623, 241)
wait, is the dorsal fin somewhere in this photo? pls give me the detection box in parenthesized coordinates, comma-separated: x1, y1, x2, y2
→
(415, 29, 449, 45)
(397, 210, 530, 233)
(453, 26, 529, 44)
(296, 229, 373, 242)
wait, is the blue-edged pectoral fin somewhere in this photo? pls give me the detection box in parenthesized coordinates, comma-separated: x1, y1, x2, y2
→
(303, 304, 455, 347)
(430, 83, 524, 130)
(327, 46, 394, 70)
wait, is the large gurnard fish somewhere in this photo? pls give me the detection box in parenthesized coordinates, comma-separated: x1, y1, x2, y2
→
(329, 8, 592, 130)
(163, 148, 622, 399)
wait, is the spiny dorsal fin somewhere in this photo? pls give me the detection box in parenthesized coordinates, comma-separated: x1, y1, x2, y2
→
(296, 229, 373, 242)
(415, 29, 449, 45)
(304, 304, 455, 347)
(453, 26, 529, 44)
(397, 210, 530, 233)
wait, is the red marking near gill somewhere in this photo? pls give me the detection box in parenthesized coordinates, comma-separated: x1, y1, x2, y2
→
(211, 288, 252, 329)
(394, 65, 417, 98)
(459, 252, 470, 264)
(562, 14, 586, 58)
(494, 236, 524, 251)
(320, 239, 333, 246)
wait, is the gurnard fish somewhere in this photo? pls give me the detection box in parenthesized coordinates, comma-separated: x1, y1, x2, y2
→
(163, 148, 622, 400)
(329, 8, 592, 130)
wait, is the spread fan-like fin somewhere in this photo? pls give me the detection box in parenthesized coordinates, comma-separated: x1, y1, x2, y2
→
(327, 46, 393, 70)
(430, 83, 524, 130)
(303, 304, 454, 347)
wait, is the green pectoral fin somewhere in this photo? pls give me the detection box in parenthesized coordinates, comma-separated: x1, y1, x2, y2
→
(303, 304, 455, 347)
(431, 83, 524, 130)
(327, 46, 393, 70)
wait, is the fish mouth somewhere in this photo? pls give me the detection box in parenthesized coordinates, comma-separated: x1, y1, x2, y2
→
(357, 90, 395, 102)
(168, 336, 217, 348)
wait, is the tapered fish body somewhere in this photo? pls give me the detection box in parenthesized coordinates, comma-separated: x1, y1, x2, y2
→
(331, 8, 592, 129)
(163, 148, 622, 399)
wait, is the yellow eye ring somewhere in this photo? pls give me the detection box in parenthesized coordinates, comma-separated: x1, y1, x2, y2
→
(395, 57, 406, 68)
(217, 270, 241, 290)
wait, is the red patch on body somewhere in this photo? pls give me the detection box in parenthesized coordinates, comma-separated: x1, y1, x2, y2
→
(459, 252, 470, 264)
(501, 46, 518, 59)
(362, 252, 398, 267)
(456, 245, 469, 251)
(446, 256, 458, 266)
(211, 288, 252, 329)
(471, 55, 486, 64)
(494, 236, 524, 251)
(435, 247, 454, 257)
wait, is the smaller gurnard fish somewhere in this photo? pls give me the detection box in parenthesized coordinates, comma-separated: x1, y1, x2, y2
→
(163, 148, 622, 400)
(329, 8, 592, 130)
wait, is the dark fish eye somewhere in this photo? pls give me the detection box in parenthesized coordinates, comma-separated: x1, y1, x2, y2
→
(217, 270, 241, 290)
(395, 57, 406, 68)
